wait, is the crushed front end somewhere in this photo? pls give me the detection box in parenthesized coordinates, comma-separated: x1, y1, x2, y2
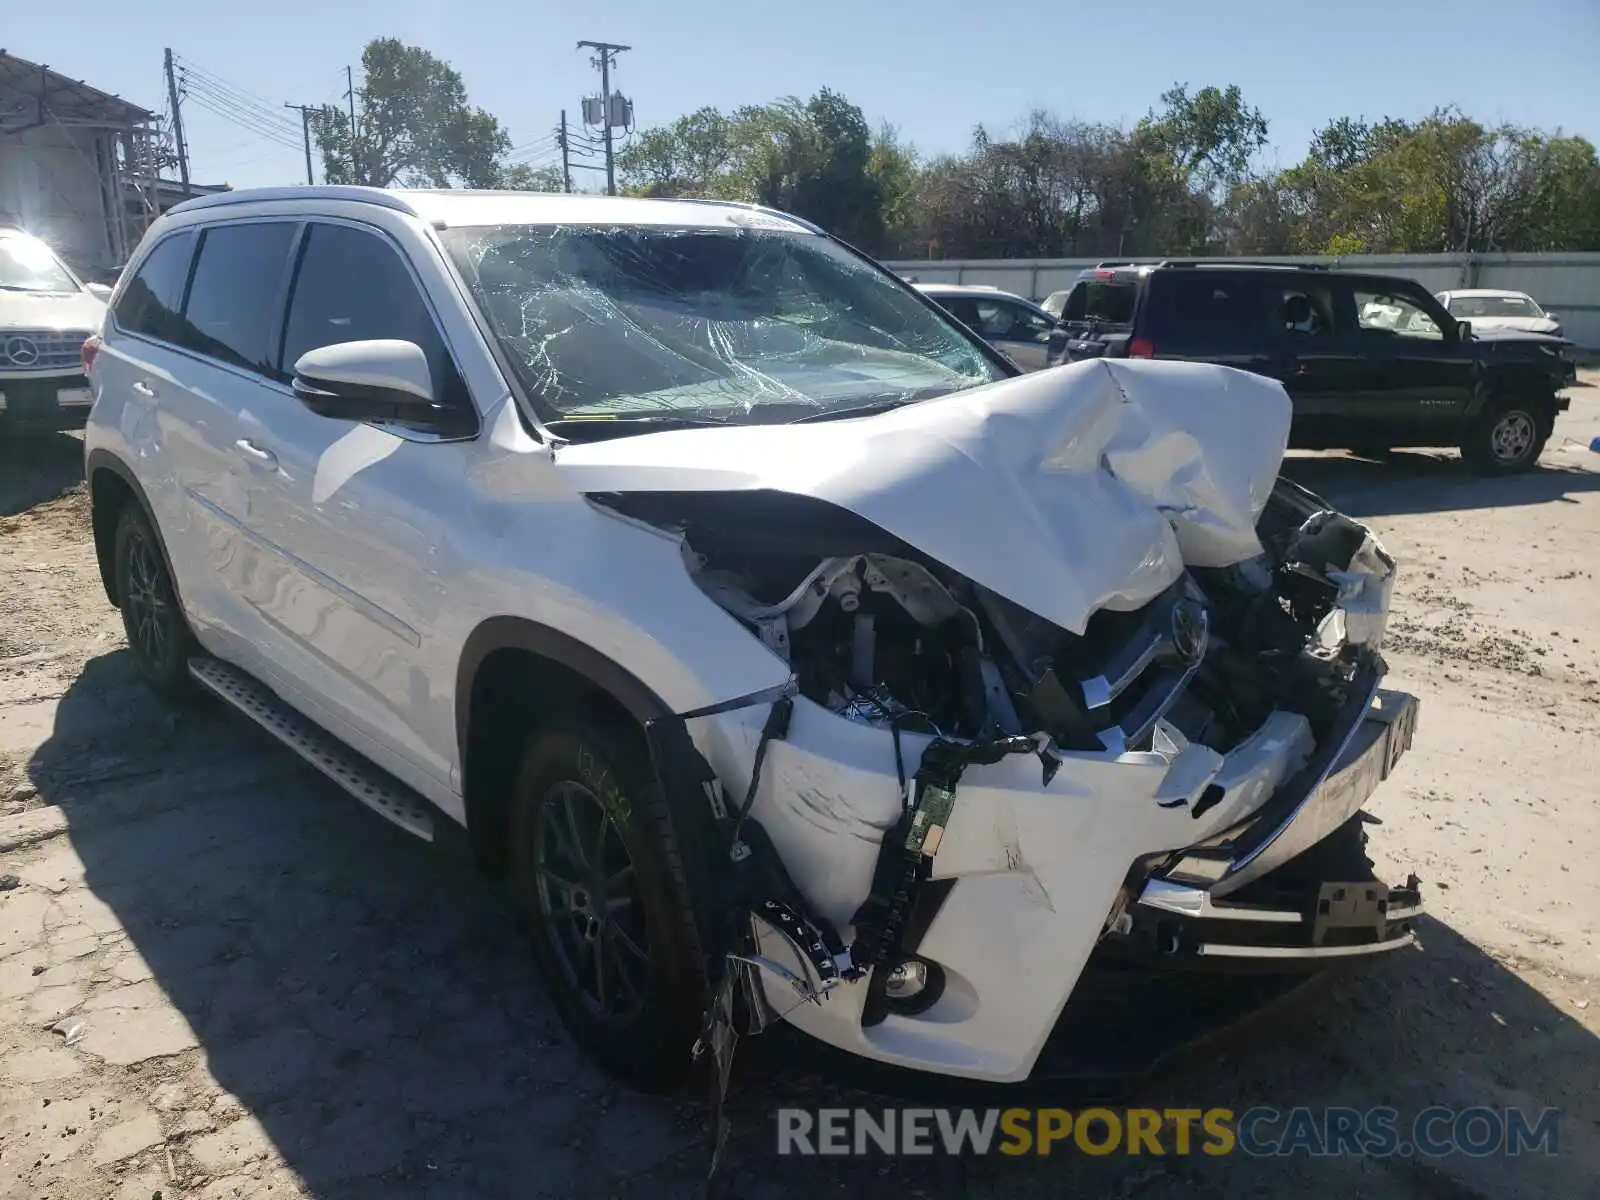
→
(571, 362, 1424, 1087)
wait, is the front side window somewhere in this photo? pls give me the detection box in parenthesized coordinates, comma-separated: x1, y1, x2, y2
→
(180, 222, 298, 371)
(1271, 284, 1337, 338)
(114, 231, 196, 343)
(1355, 288, 1443, 340)
(279, 222, 467, 405)
(440, 223, 1003, 427)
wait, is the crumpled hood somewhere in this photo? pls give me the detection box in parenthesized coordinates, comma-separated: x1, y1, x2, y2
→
(556, 359, 1292, 635)
(1464, 316, 1561, 336)
(0, 289, 105, 335)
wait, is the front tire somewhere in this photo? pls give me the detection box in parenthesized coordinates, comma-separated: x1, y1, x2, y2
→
(1461, 399, 1548, 475)
(113, 504, 195, 696)
(508, 717, 706, 1091)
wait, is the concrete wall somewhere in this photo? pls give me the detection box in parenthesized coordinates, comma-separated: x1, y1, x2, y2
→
(883, 253, 1600, 351)
(0, 121, 117, 270)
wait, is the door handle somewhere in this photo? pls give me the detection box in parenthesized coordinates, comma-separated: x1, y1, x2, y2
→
(131, 380, 157, 398)
(234, 438, 278, 469)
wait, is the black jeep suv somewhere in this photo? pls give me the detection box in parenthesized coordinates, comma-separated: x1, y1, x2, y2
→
(1045, 262, 1575, 474)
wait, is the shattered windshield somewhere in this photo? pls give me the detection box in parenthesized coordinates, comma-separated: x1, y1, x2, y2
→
(440, 223, 1003, 426)
(0, 233, 80, 293)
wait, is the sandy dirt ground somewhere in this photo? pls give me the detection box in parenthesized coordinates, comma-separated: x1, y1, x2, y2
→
(1, 379, 1598, 1199)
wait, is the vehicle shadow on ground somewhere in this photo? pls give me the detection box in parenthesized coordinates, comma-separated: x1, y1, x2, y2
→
(23, 653, 1600, 1199)
(1283, 451, 1600, 519)
(0, 431, 84, 517)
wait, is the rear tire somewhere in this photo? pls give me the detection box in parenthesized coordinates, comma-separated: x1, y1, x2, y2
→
(113, 503, 195, 697)
(1461, 399, 1548, 475)
(508, 716, 706, 1091)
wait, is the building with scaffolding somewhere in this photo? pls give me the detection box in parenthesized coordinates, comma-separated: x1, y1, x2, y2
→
(0, 50, 224, 277)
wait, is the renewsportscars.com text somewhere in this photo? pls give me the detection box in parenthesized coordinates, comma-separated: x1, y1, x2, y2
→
(776, 1106, 1561, 1158)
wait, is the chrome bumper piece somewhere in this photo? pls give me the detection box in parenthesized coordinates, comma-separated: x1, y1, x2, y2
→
(1131, 877, 1424, 963)
(1108, 686, 1424, 968)
(1161, 687, 1419, 895)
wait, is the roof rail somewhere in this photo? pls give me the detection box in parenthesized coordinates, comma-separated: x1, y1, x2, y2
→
(166, 186, 422, 219)
(1157, 259, 1328, 271)
(666, 196, 827, 237)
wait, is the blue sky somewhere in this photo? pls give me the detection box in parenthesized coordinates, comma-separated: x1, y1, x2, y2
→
(11, 0, 1599, 189)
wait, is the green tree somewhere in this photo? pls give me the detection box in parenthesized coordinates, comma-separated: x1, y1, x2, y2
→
(310, 39, 511, 188)
(498, 163, 566, 192)
(1138, 83, 1269, 196)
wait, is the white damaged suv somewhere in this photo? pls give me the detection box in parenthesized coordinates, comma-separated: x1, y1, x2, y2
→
(83, 187, 1421, 1091)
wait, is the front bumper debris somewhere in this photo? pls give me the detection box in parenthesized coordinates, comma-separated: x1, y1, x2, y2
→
(1160, 688, 1419, 895)
(1117, 872, 1423, 967)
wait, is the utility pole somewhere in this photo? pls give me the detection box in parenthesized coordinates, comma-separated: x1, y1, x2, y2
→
(343, 65, 360, 182)
(576, 40, 629, 196)
(558, 110, 572, 194)
(162, 48, 191, 196)
(284, 104, 316, 185)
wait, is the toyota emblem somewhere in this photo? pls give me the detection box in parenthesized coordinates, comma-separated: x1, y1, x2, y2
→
(1170, 598, 1210, 664)
(4, 335, 39, 367)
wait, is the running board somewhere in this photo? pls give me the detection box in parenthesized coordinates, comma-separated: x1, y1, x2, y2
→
(188, 657, 436, 842)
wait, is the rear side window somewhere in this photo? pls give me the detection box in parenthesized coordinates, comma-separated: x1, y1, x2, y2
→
(1148, 275, 1270, 338)
(180, 223, 298, 372)
(280, 222, 467, 405)
(1062, 280, 1137, 325)
(113, 231, 195, 343)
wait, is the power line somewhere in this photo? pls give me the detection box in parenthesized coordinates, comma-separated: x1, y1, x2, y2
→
(181, 84, 303, 152)
(174, 60, 302, 142)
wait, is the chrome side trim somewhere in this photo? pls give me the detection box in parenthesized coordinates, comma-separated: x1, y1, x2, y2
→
(1197, 931, 1418, 960)
(1137, 878, 1303, 924)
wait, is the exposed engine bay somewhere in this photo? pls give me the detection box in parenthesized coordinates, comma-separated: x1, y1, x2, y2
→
(604, 477, 1395, 771)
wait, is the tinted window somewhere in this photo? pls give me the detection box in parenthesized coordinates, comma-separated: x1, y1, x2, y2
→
(1063, 279, 1137, 325)
(936, 297, 982, 330)
(281, 223, 467, 406)
(114, 231, 195, 343)
(180, 223, 297, 371)
(1147, 275, 1269, 339)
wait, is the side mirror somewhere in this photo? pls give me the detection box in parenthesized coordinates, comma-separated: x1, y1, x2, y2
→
(291, 340, 448, 427)
(84, 282, 113, 300)
(1545, 312, 1559, 323)
(1456, 320, 1474, 341)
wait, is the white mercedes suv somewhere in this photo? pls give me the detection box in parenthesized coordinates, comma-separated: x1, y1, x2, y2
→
(83, 186, 1422, 1094)
(1, 226, 111, 435)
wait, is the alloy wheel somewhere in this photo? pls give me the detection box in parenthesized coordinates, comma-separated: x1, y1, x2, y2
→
(533, 780, 651, 1022)
(123, 530, 173, 671)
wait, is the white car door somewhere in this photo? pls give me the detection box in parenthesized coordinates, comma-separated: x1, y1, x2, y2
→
(225, 218, 480, 802)
(101, 222, 303, 667)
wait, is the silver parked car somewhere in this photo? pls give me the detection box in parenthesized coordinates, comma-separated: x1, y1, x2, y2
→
(915, 283, 1057, 370)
